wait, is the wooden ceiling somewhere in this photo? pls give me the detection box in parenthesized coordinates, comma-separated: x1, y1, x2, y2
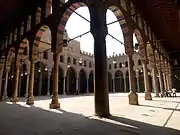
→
(0, 0, 180, 53)
(0, 0, 40, 38)
(134, 0, 180, 53)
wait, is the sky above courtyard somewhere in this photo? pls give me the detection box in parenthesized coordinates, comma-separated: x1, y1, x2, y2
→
(65, 7, 129, 56)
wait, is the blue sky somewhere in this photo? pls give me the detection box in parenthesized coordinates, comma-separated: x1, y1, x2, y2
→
(65, 7, 127, 56)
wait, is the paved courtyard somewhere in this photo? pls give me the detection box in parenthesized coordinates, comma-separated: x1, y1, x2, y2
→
(0, 93, 180, 135)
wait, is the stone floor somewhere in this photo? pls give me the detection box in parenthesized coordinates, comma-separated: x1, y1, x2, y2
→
(0, 93, 180, 135)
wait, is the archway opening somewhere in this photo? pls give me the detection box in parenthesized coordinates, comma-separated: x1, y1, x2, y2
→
(34, 62, 45, 96)
(115, 70, 124, 92)
(5, 48, 15, 98)
(19, 62, 28, 97)
(139, 69, 145, 92)
(79, 69, 87, 94)
(66, 67, 76, 94)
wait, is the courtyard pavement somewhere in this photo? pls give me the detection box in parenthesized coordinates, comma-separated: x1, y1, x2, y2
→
(0, 93, 180, 135)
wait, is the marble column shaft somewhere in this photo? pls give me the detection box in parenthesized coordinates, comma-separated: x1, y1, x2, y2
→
(25, 74, 29, 97)
(47, 71, 51, 95)
(90, 4, 110, 117)
(50, 52, 60, 109)
(2, 70, 9, 99)
(26, 60, 35, 105)
(12, 63, 20, 102)
(142, 60, 152, 100)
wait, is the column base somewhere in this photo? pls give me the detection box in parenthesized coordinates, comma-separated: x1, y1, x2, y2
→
(128, 91, 138, 105)
(95, 113, 111, 118)
(49, 103, 60, 109)
(26, 96, 34, 105)
(2, 95, 8, 101)
(145, 92, 152, 100)
(49, 96, 60, 109)
(11, 97, 19, 103)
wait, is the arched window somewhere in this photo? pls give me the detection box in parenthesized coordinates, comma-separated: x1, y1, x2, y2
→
(119, 62, 122, 68)
(125, 61, 128, 67)
(138, 59, 141, 65)
(109, 64, 111, 69)
(73, 58, 76, 65)
(89, 62, 92, 68)
(84, 61, 87, 67)
(60, 55, 64, 63)
(114, 63, 117, 69)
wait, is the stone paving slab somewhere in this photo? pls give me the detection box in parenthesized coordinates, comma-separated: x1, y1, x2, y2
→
(0, 93, 180, 135)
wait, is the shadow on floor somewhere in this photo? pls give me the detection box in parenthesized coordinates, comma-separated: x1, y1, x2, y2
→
(138, 103, 180, 112)
(0, 102, 180, 135)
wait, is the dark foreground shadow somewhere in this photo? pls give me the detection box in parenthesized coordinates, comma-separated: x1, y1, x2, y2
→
(0, 102, 179, 135)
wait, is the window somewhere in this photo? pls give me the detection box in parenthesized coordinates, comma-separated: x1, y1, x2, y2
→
(89, 62, 92, 68)
(73, 58, 76, 65)
(84, 61, 87, 67)
(114, 63, 117, 69)
(138, 60, 141, 65)
(67, 57, 71, 64)
(119, 62, 122, 68)
(60, 55, 64, 62)
(109, 64, 111, 69)
(125, 61, 128, 67)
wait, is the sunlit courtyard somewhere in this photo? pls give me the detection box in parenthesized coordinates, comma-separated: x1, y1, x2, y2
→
(0, 93, 180, 135)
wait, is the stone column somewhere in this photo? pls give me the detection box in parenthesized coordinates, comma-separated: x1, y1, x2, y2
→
(0, 70, 3, 100)
(123, 73, 127, 93)
(112, 75, 116, 93)
(127, 52, 138, 105)
(168, 63, 172, 90)
(25, 74, 29, 97)
(26, 60, 35, 105)
(142, 59, 152, 100)
(18, 73, 22, 97)
(50, 52, 60, 109)
(152, 51, 160, 97)
(76, 74, 79, 94)
(38, 71, 42, 96)
(63, 70, 66, 95)
(158, 70, 164, 95)
(11, 60, 20, 102)
(163, 72, 167, 90)
(135, 71, 140, 93)
(89, 4, 110, 117)
(47, 70, 51, 96)
(2, 69, 9, 100)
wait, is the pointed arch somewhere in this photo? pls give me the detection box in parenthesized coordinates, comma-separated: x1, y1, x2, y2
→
(6, 47, 15, 71)
(33, 25, 52, 59)
(57, 2, 88, 42)
(107, 6, 128, 42)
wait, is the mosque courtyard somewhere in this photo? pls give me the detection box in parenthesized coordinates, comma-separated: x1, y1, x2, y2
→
(0, 93, 180, 135)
